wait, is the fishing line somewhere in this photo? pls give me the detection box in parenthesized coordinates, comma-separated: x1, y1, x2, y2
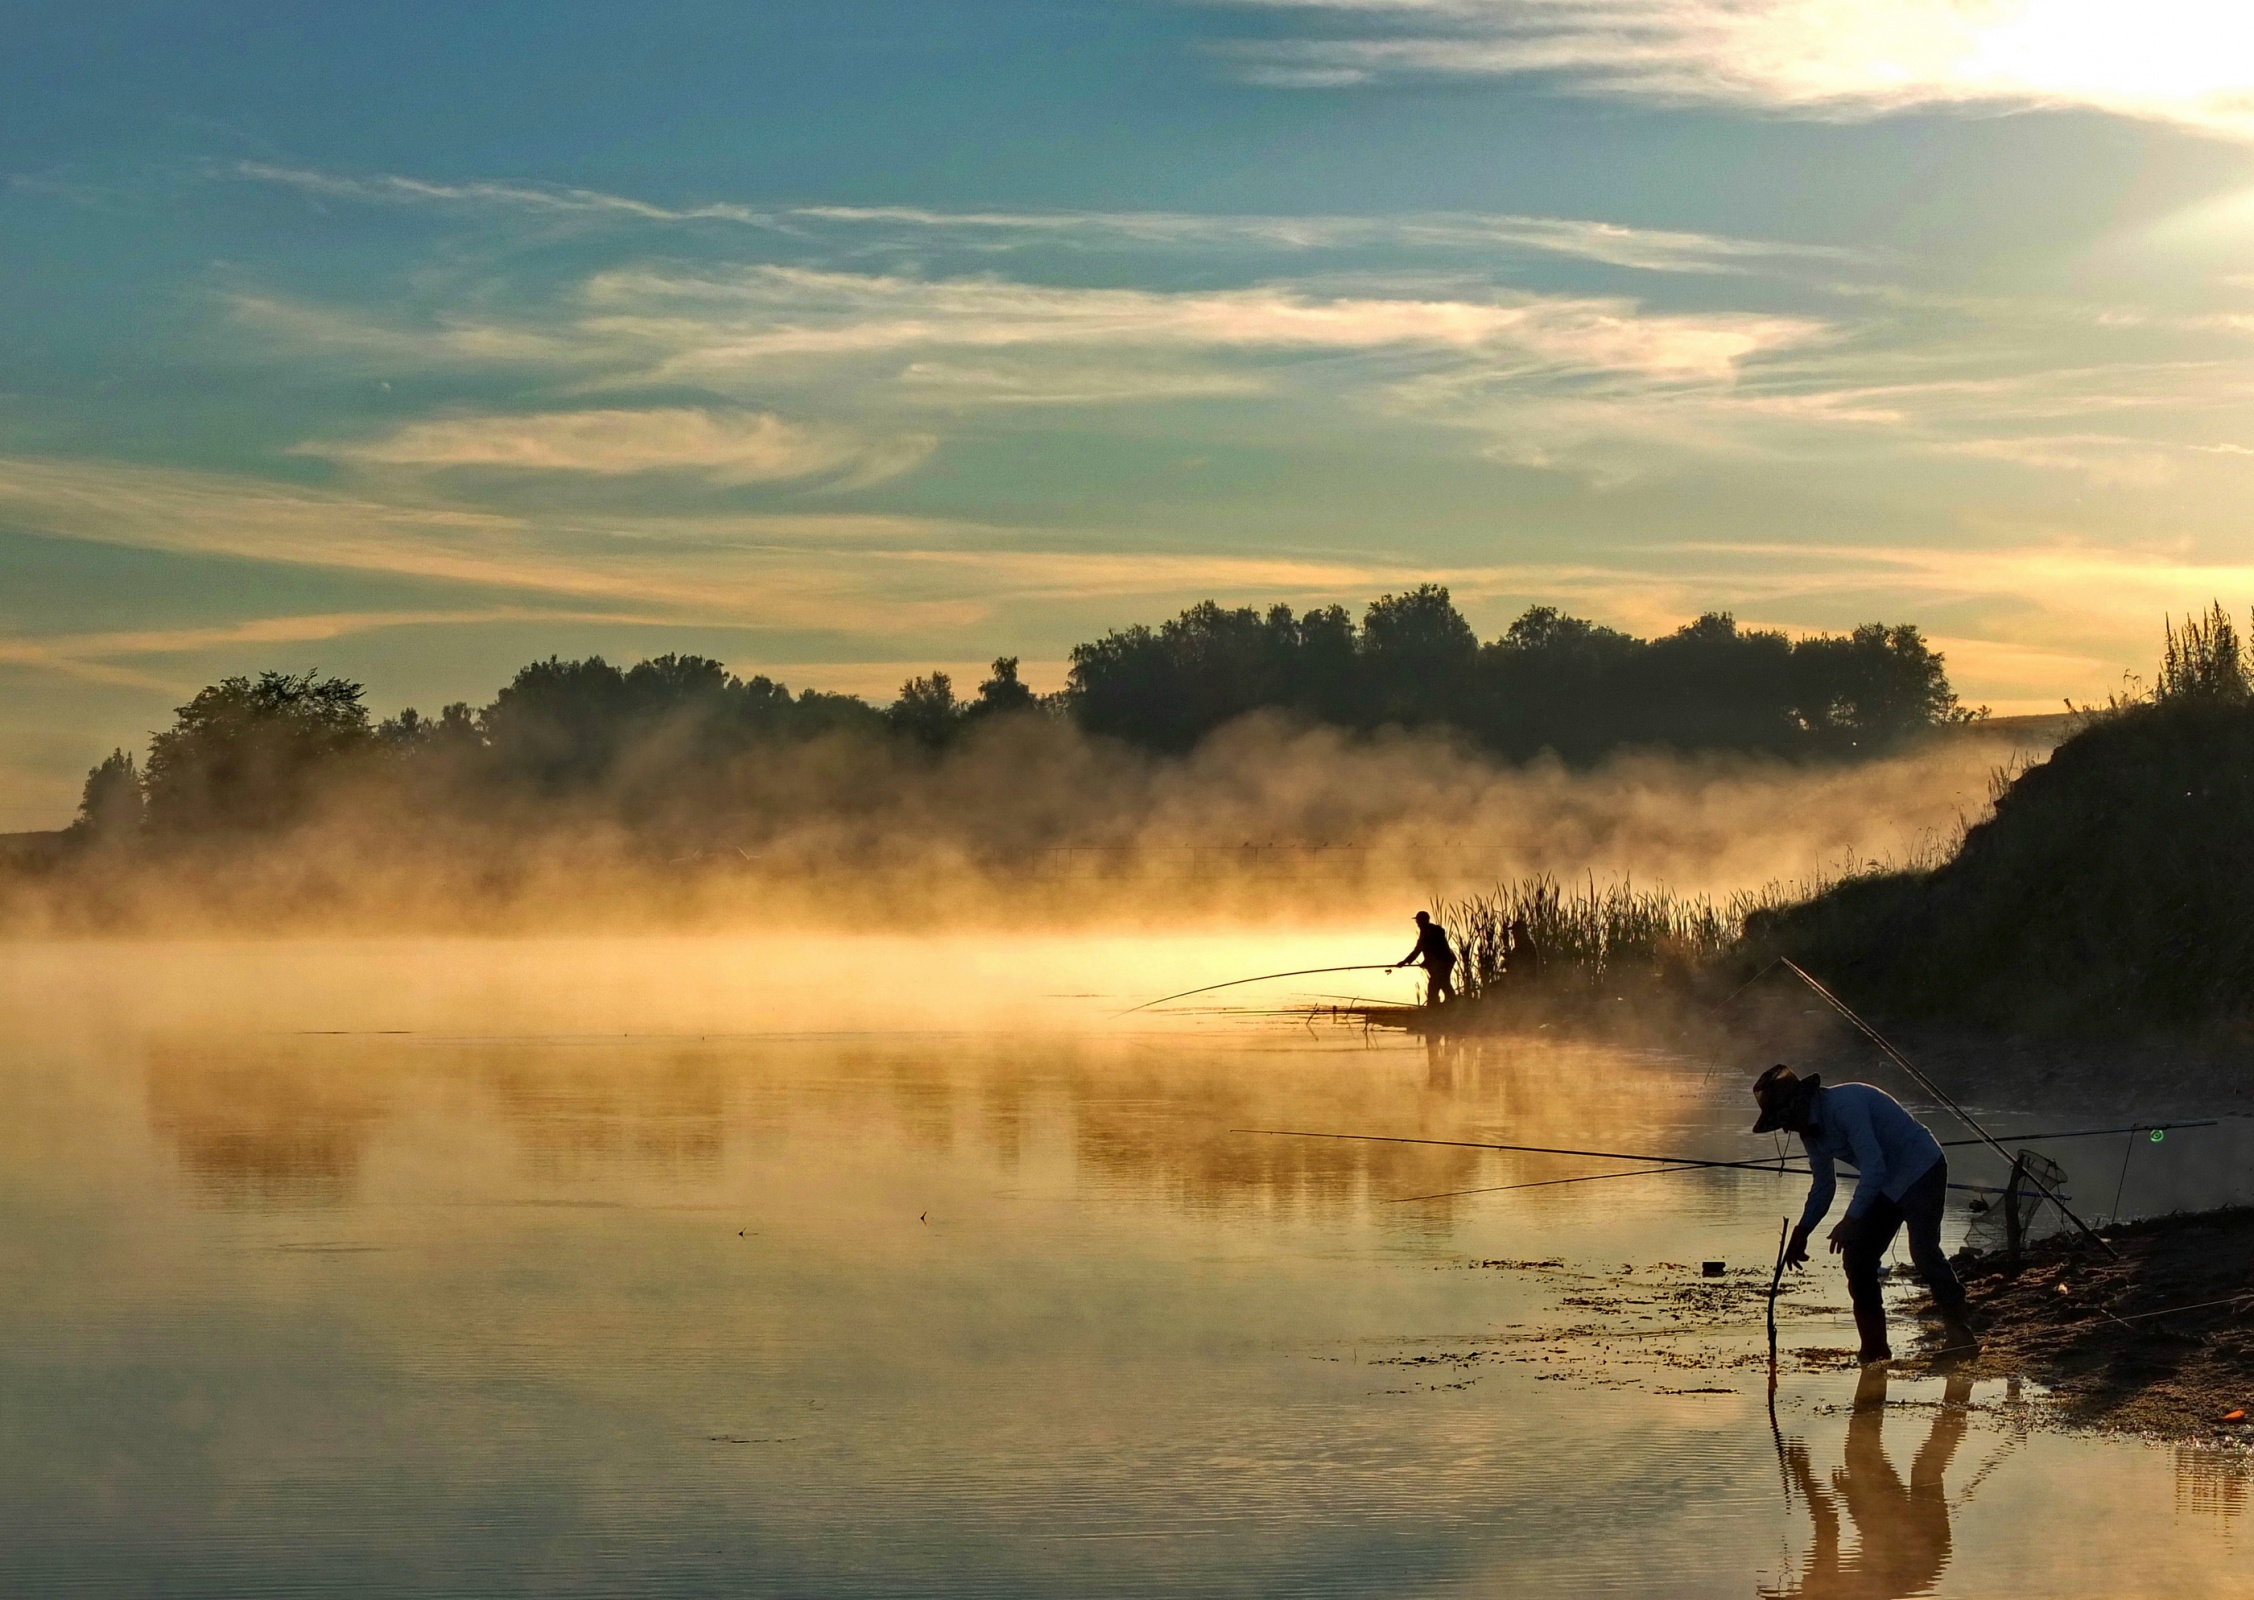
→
(2110, 1132, 2141, 1223)
(1115, 965, 1402, 1017)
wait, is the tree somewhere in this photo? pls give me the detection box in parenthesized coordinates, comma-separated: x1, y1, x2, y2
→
(479, 656, 637, 789)
(888, 672, 962, 746)
(142, 671, 373, 833)
(968, 657, 1039, 720)
(1790, 624, 1970, 749)
(71, 749, 144, 843)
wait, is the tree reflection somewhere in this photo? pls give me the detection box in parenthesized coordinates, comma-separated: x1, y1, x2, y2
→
(1767, 1366, 1974, 1600)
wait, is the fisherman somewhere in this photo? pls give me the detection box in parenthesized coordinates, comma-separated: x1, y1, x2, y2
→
(1505, 911, 1537, 983)
(1395, 910, 1457, 1005)
(1752, 1064, 1978, 1364)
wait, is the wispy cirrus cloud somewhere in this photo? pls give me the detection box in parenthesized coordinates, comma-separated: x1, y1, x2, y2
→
(225, 262, 1827, 456)
(1212, 0, 2254, 138)
(298, 408, 935, 489)
(591, 265, 1818, 382)
(0, 453, 1529, 629)
(12, 451, 2251, 713)
(232, 161, 1844, 276)
(232, 162, 787, 228)
(214, 164, 2254, 488)
(0, 609, 647, 690)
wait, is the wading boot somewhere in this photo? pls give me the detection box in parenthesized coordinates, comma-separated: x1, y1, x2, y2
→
(1935, 1308, 1982, 1359)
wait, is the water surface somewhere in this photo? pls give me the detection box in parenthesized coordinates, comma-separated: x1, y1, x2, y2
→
(3, 938, 2250, 1597)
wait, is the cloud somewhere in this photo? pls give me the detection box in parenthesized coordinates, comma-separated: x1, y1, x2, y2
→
(0, 609, 644, 690)
(584, 265, 1821, 385)
(232, 162, 786, 228)
(232, 162, 1845, 276)
(1213, 0, 2254, 138)
(299, 408, 935, 488)
(0, 453, 1548, 630)
(10, 452, 2250, 712)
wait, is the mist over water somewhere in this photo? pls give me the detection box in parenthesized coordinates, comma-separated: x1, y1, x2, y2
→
(5, 938, 2253, 1597)
(9, 718, 2042, 933)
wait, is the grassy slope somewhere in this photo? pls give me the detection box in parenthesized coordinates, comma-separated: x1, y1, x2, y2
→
(1746, 700, 2254, 1033)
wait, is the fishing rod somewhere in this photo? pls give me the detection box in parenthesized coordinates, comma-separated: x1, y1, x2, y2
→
(1235, 1127, 1808, 1175)
(1387, 1161, 1725, 1203)
(1385, 1163, 2036, 1206)
(1778, 958, 2119, 1259)
(1939, 1119, 2217, 1149)
(1253, 1118, 2218, 1206)
(1115, 965, 1402, 1017)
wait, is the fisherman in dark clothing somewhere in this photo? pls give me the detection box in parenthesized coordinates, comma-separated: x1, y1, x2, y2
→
(1396, 911, 1457, 1005)
(1753, 1064, 1979, 1365)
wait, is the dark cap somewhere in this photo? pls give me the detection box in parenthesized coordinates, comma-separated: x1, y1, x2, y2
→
(1751, 1063, 1821, 1133)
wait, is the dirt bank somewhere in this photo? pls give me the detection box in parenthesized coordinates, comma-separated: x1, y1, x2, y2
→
(1931, 1208, 2254, 1437)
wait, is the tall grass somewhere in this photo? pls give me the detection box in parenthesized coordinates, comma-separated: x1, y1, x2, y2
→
(1437, 857, 1933, 1001)
(2159, 603, 2252, 705)
(1437, 876, 1747, 999)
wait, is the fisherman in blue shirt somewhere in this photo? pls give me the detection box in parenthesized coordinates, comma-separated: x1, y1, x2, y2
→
(1752, 1064, 1979, 1364)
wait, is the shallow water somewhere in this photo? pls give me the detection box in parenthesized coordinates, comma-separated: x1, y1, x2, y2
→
(4, 938, 2253, 1597)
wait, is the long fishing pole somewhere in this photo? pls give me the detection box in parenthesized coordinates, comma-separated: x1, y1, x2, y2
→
(1236, 1127, 1807, 1174)
(1778, 958, 2119, 1259)
(1938, 1120, 2216, 1148)
(1387, 1163, 2031, 1205)
(1115, 965, 1401, 1017)
(1387, 1161, 1725, 1203)
(1245, 1119, 2219, 1206)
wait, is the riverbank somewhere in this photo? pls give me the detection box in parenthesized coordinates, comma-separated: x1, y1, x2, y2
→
(1934, 1207, 2254, 1437)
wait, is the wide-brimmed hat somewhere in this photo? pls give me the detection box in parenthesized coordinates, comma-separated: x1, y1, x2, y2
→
(1751, 1063, 1821, 1133)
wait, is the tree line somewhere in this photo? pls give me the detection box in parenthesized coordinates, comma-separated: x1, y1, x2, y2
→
(65, 586, 1975, 842)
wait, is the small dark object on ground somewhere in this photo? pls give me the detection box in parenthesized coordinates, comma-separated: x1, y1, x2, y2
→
(1702, 1260, 1726, 1277)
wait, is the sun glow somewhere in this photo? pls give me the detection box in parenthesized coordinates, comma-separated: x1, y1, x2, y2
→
(1242, 0, 2254, 136)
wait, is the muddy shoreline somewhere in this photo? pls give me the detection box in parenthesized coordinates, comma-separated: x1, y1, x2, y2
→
(1909, 1209, 2254, 1438)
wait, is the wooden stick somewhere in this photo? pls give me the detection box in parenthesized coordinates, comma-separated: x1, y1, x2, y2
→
(1768, 1216, 1789, 1385)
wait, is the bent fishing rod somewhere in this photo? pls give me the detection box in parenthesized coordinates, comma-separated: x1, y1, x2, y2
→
(1116, 964, 1403, 1017)
(1776, 958, 2118, 1259)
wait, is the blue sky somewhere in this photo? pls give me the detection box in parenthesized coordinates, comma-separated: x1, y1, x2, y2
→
(6, 0, 2254, 824)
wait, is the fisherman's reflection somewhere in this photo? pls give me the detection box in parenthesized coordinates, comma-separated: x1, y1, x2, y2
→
(1766, 1366, 1975, 1600)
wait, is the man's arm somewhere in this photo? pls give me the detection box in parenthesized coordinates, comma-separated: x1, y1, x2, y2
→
(1786, 1148, 1835, 1264)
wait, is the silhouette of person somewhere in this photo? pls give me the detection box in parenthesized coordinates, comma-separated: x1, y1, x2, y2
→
(1766, 1365, 1974, 1600)
(1505, 912, 1537, 983)
(1752, 1064, 1978, 1364)
(1396, 911, 1457, 1005)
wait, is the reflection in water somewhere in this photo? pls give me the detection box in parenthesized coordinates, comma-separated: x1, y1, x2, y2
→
(1769, 1367, 1974, 1600)
(145, 1044, 393, 1206)
(477, 1050, 726, 1179)
(2177, 1444, 2254, 1521)
(144, 1028, 1712, 1220)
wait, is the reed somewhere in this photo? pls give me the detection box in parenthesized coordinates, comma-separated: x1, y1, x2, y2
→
(1438, 875, 1769, 999)
(1435, 861, 1913, 1000)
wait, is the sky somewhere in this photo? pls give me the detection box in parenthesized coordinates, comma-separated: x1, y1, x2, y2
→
(5, 0, 2254, 826)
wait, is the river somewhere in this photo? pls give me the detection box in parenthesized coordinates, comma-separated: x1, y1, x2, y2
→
(3, 936, 2248, 1596)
